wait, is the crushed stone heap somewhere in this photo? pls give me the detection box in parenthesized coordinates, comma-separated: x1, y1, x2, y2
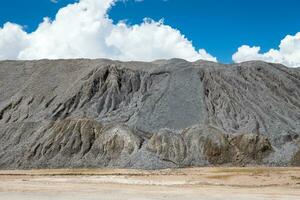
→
(0, 59, 299, 169)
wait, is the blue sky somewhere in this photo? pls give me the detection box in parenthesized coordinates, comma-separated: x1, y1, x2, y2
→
(110, 0, 300, 63)
(0, 0, 299, 65)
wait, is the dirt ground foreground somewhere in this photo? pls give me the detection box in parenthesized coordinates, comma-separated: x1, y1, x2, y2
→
(0, 167, 300, 200)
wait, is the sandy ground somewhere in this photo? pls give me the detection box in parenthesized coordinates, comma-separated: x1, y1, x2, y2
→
(0, 167, 300, 200)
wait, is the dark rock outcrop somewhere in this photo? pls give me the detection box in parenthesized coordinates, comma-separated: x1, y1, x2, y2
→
(0, 59, 299, 169)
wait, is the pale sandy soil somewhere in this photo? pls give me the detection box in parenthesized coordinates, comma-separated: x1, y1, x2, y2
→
(0, 167, 300, 200)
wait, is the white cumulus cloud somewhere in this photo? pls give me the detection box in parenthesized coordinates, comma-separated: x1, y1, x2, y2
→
(232, 33, 300, 68)
(0, 23, 28, 60)
(0, 0, 216, 62)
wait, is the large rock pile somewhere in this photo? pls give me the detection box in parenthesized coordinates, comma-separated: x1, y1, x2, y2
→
(0, 59, 299, 169)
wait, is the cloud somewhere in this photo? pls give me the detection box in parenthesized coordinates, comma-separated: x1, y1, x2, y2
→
(232, 33, 300, 68)
(0, 0, 216, 62)
(0, 23, 28, 60)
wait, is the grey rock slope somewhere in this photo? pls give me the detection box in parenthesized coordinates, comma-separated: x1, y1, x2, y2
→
(0, 59, 299, 169)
